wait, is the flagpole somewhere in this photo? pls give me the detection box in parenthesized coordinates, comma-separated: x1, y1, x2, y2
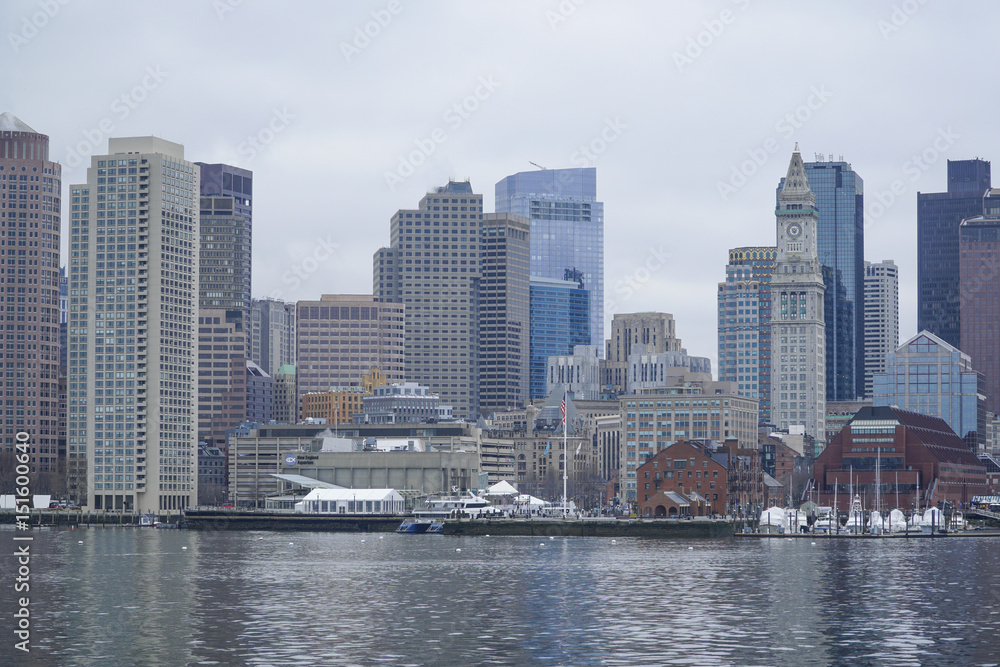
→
(562, 390, 568, 519)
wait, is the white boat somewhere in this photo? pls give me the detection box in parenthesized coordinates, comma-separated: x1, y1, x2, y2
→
(758, 506, 787, 534)
(845, 495, 866, 534)
(919, 507, 946, 533)
(813, 506, 835, 534)
(887, 508, 908, 533)
(413, 491, 494, 520)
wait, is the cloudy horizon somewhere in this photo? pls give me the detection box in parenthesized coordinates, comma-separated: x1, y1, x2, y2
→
(5, 0, 994, 373)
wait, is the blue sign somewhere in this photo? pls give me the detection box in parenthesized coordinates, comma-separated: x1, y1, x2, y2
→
(284, 454, 297, 466)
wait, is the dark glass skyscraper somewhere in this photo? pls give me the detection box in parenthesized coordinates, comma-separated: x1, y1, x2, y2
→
(960, 197, 1000, 415)
(529, 273, 590, 400)
(779, 159, 864, 401)
(918, 159, 992, 349)
(496, 168, 603, 350)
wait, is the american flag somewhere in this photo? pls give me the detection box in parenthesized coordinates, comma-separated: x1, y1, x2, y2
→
(560, 395, 566, 425)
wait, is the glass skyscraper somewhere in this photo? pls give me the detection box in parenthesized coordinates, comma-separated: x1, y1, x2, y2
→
(779, 159, 864, 401)
(529, 274, 590, 400)
(873, 331, 986, 453)
(918, 159, 992, 350)
(496, 167, 603, 351)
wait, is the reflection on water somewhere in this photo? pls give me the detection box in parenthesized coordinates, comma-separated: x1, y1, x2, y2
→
(3, 528, 1000, 666)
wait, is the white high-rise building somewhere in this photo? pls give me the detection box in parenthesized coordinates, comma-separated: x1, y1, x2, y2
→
(863, 260, 899, 398)
(68, 137, 199, 512)
(770, 147, 826, 439)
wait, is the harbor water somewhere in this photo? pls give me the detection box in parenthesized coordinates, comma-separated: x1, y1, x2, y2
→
(3, 527, 1000, 666)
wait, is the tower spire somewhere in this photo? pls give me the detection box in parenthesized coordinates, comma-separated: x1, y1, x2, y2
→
(779, 148, 815, 205)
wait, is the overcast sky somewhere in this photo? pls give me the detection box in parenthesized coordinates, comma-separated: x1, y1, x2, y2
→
(5, 1, 995, 372)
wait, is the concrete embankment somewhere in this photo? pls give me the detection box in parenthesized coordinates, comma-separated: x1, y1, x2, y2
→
(443, 518, 734, 538)
(182, 509, 402, 532)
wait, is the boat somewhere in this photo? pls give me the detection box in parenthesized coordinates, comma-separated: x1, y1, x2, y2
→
(813, 506, 835, 533)
(845, 494, 866, 534)
(412, 491, 495, 520)
(139, 512, 156, 527)
(396, 518, 439, 534)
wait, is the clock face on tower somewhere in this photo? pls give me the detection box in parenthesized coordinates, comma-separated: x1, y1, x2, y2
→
(787, 223, 802, 239)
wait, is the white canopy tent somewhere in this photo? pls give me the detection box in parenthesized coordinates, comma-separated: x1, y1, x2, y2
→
(514, 494, 548, 507)
(485, 480, 519, 496)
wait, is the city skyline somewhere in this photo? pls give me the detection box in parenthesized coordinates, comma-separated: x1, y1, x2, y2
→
(7, 3, 997, 374)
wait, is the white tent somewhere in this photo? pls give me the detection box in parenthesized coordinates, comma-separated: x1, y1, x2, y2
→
(485, 480, 518, 496)
(514, 494, 548, 507)
(295, 488, 405, 515)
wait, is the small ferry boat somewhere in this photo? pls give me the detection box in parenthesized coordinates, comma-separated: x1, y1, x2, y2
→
(396, 518, 440, 534)
(413, 491, 494, 520)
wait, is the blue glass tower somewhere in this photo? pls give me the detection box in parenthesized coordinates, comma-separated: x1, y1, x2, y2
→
(529, 273, 590, 400)
(779, 159, 864, 401)
(496, 168, 603, 350)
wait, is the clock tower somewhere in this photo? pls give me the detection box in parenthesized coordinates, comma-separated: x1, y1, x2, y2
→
(771, 145, 826, 439)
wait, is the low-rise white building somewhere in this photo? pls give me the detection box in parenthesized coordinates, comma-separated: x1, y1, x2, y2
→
(295, 488, 405, 514)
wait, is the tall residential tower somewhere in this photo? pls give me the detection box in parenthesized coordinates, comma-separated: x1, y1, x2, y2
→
(0, 113, 61, 479)
(69, 137, 199, 512)
(862, 260, 899, 398)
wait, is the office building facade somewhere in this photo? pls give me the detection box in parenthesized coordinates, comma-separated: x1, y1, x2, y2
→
(917, 159, 991, 349)
(496, 167, 604, 350)
(717, 247, 775, 423)
(862, 260, 899, 399)
(69, 136, 199, 511)
(0, 114, 61, 477)
(529, 274, 590, 400)
(960, 209, 1000, 415)
(374, 181, 483, 419)
(770, 148, 826, 440)
(873, 331, 986, 453)
(250, 297, 295, 378)
(295, 294, 404, 408)
(479, 212, 530, 415)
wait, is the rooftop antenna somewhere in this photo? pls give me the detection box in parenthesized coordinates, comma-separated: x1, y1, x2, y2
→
(529, 161, 546, 170)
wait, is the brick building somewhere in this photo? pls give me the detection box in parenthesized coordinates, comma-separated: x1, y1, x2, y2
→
(636, 441, 727, 516)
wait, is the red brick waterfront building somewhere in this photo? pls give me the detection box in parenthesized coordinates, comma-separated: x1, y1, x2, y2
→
(812, 406, 987, 510)
(636, 441, 727, 516)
